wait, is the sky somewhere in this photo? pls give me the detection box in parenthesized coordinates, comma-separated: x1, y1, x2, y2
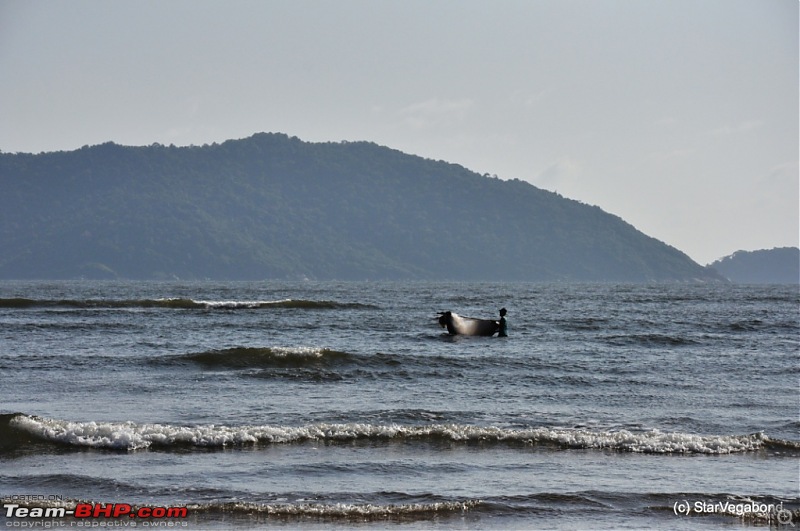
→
(1, 0, 797, 265)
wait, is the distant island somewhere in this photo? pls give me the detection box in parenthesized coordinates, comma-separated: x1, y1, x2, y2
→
(708, 248, 799, 284)
(0, 133, 724, 282)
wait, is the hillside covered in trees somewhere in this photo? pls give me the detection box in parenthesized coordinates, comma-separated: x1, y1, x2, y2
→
(0, 133, 723, 282)
(709, 247, 799, 284)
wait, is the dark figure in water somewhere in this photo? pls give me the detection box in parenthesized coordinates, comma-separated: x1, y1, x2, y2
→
(497, 308, 508, 337)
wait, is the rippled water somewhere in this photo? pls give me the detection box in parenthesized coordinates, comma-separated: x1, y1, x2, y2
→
(1, 281, 797, 529)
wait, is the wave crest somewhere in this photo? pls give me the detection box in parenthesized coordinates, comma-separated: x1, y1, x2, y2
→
(188, 499, 482, 521)
(0, 297, 375, 310)
(178, 347, 353, 369)
(5, 414, 791, 455)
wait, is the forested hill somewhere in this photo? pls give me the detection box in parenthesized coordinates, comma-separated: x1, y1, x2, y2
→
(708, 248, 799, 284)
(0, 133, 722, 282)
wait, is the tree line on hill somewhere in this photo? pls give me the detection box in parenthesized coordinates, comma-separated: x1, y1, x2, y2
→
(0, 133, 725, 282)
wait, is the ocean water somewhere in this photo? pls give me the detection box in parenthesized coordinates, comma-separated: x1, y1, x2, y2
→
(0, 280, 797, 529)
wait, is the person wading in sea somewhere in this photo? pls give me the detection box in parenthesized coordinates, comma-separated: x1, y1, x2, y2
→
(497, 308, 508, 337)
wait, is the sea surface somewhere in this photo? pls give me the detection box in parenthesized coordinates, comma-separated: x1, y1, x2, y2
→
(1, 281, 798, 529)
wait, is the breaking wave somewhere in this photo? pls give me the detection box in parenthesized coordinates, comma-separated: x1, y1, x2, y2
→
(4, 414, 795, 455)
(174, 346, 357, 369)
(187, 499, 482, 522)
(0, 494, 482, 523)
(2, 492, 796, 526)
(0, 297, 375, 310)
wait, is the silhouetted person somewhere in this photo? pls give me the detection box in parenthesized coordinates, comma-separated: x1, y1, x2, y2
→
(497, 308, 508, 337)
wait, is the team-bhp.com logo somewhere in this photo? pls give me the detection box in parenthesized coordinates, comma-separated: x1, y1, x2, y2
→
(4, 502, 189, 521)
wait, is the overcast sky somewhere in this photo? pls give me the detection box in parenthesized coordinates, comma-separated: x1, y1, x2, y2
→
(1, 0, 797, 264)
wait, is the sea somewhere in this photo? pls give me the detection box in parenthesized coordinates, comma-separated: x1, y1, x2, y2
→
(1, 280, 797, 530)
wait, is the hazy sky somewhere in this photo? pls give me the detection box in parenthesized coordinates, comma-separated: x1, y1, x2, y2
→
(2, 0, 797, 264)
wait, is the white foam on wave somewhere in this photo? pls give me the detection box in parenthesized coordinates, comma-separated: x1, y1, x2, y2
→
(195, 299, 294, 309)
(515, 426, 767, 454)
(0, 495, 480, 521)
(11, 415, 312, 450)
(189, 499, 482, 518)
(269, 346, 328, 358)
(10, 415, 768, 454)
